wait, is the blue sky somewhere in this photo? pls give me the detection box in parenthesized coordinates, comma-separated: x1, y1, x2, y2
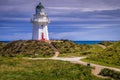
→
(0, 0, 120, 41)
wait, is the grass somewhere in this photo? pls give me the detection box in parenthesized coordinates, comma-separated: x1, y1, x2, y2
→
(0, 42, 6, 51)
(0, 40, 54, 57)
(51, 40, 91, 57)
(0, 57, 110, 80)
(0, 40, 92, 58)
(86, 41, 120, 67)
(0, 40, 103, 58)
(99, 41, 115, 47)
(59, 52, 83, 57)
(59, 44, 103, 57)
(87, 44, 103, 53)
(82, 58, 120, 69)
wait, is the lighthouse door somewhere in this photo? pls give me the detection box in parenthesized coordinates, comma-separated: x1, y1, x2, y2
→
(41, 25, 45, 41)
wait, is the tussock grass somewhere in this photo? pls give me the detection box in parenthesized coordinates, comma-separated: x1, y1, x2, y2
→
(0, 57, 109, 80)
(99, 41, 115, 47)
(0, 40, 54, 57)
(0, 40, 92, 57)
(87, 41, 120, 67)
(51, 40, 91, 57)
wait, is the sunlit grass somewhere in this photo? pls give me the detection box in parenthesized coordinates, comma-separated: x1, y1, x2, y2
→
(86, 41, 120, 67)
(59, 44, 103, 57)
(87, 44, 103, 53)
(82, 58, 120, 69)
(0, 57, 109, 80)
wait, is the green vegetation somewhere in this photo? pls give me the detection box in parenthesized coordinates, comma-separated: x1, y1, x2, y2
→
(87, 44, 103, 53)
(99, 68, 120, 80)
(98, 41, 115, 47)
(82, 58, 120, 69)
(51, 40, 91, 57)
(0, 40, 54, 57)
(0, 42, 6, 51)
(57, 44, 103, 57)
(0, 40, 93, 57)
(0, 40, 104, 57)
(87, 41, 120, 67)
(0, 57, 109, 80)
(1, 40, 120, 79)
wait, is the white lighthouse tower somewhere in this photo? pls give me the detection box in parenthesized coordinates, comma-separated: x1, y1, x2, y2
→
(31, 2, 49, 41)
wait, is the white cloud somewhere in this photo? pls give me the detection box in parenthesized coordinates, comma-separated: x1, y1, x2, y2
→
(47, 6, 120, 12)
(45, 0, 120, 12)
(1, 0, 120, 14)
(50, 17, 120, 22)
(47, 7, 80, 10)
(1, 17, 29, 21)
(49, 28, 120, 41)
(0, 0, 120, 41)
(0, 33, 32, 41)
(50, 24, 112, 29)
(50, 17, 81, 21)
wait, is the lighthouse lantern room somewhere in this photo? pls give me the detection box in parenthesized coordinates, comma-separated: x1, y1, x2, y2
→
(31, 2, 50, 41)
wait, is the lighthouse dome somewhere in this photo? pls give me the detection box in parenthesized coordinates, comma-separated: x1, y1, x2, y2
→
(36, 2, 45, 14)
(36, 3, 44, 9)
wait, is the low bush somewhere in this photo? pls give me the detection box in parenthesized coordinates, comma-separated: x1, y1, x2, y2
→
(0, 42, 6, 51)
(0, 40, 54, 57)
(99, 41, 115, 47)
(99, 68, 120, 80)
(51, 40, 91, 55)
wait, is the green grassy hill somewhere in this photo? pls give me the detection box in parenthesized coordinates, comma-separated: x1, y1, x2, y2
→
(87, 41, 120, 66)
(99, 41, 115, 47)
(0, 40, 92, 57)
(0, 42, 6, 51)
(0, 40, 54, 57)
(51, 40, 91, 56)
(0, 57, 109, 80)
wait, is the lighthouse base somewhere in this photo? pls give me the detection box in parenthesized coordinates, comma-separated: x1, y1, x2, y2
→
(32, 25, 49, 41)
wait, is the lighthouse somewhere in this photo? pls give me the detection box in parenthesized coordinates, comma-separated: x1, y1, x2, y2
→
(31, 2, 50, 41)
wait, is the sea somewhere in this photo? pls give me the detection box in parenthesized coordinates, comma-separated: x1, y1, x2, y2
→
(0, 41, 102, 44)
(73, 41, 102, 44)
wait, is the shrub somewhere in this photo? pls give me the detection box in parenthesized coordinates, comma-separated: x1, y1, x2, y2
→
(0, 40, 54, 57)
(99, 68, 120, 80)
(51, 40, 91, 55)
(0, 42, 6, 51)
(99, 41, 114, 47)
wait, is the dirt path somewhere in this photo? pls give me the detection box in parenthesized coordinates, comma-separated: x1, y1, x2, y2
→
(53, 51, 60, 58)
(98, 44, 107, 49)
(47, 42, 60, 57)
(51, 57, 120, 78)
(27, 56, 120, 78)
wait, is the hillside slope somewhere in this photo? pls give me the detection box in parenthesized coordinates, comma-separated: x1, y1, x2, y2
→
(51, 40, 91, 56)
(0, 42, 6, 51)
(99, 41, 115, 47)
(0, 40, 92, 57)
(0, 40, 54, 57)
(0, 57, 109, 80)
(87, 41, 120, 66)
